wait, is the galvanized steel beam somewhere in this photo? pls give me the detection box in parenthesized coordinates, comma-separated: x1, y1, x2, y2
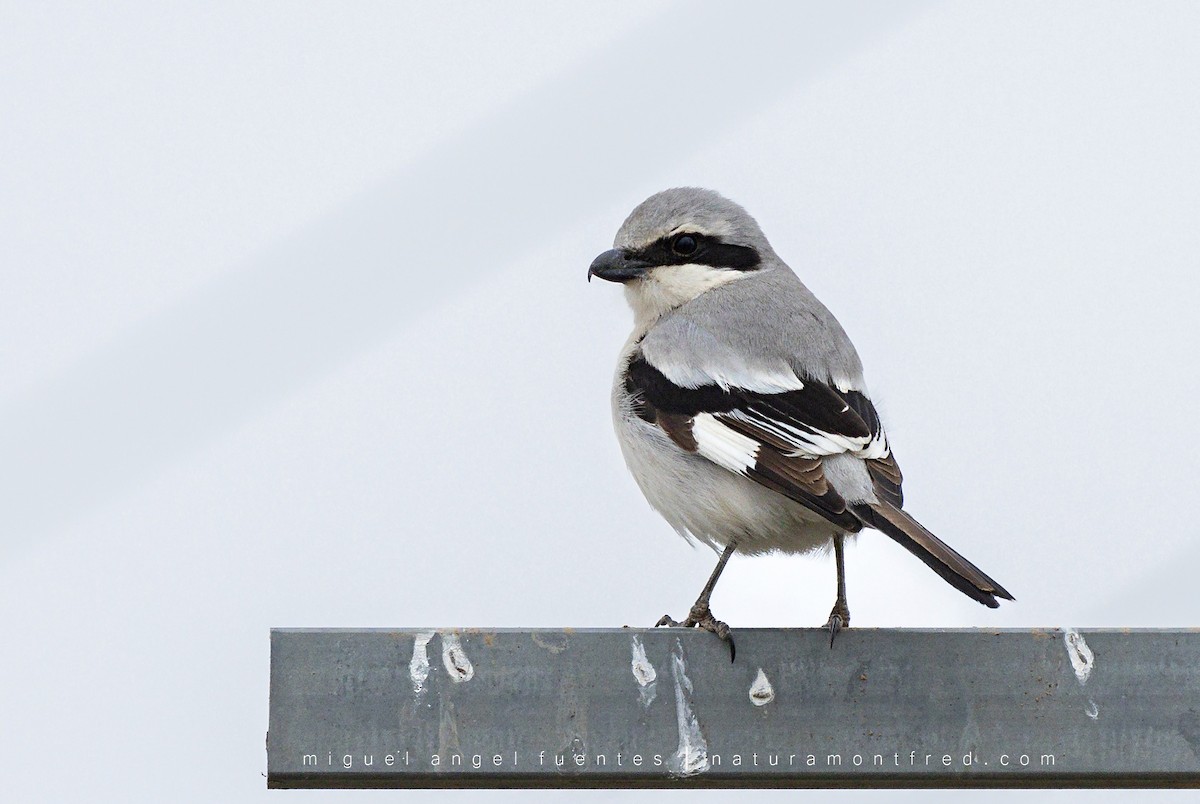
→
(267, 628, 1200, 787)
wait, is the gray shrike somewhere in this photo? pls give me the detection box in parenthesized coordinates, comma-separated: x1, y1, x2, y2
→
(589, 187, 1012, 654)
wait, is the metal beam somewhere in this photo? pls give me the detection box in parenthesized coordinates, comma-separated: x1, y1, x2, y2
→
(267, 628, 1200, 787)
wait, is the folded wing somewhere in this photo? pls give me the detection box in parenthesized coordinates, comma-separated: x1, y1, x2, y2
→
(624, 351, 899, 530)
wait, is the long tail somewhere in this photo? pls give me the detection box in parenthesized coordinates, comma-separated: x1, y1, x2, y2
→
(851, 501, 1014, 608)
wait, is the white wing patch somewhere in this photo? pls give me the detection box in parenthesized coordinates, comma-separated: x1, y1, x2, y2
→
(691, 402, 890, 471)
(631, 343, 892, 469)
(858, 431, 891, 460)
(723, 408, 879, 459)
(691, 414, 759, 475)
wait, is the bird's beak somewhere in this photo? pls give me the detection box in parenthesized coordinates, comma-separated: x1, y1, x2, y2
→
(588, 249, 652, 283)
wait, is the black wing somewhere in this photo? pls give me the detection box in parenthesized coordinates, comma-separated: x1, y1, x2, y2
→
(625, 353, 902, 528)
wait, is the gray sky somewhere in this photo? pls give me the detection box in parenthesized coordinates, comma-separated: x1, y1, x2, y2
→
(3, 1, 1198, 800)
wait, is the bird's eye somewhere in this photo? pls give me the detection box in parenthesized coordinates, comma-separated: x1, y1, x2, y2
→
(672, 234, 698, 256)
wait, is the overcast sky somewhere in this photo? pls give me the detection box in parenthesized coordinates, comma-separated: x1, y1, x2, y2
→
(3, 1, 1199, 801)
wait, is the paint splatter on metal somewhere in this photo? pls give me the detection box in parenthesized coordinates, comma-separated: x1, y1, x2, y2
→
(441, 632, 474, 683)
(668, 639, 709, 777)
(409, 631, 436, 698)
(1085, 699, 1099, 720)
(630, 634, 657, 708)
(749, 668, 775, 706)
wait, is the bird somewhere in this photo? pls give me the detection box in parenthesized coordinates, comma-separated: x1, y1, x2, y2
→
(588, 187, 1012, 655)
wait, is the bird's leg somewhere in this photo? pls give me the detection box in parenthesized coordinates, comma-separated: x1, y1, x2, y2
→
(656, 542, 737, 660)
(824, 532, 851, 647)
(656, 542, 735, 628)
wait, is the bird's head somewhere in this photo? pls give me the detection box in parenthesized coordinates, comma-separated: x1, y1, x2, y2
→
(588, 187, 775, 326)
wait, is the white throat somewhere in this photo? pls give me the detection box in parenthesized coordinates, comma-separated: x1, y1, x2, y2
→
(624, 264, 748, 333)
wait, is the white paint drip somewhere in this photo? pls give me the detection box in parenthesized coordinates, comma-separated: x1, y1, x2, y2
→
(1063, 627, 1098, 720)
(668, 639, 709, 777)
(440, 632, 474, 683)
(630, 635, 657, 708)
(409, 630, 436, 697)
(749, 668, 775, 706)
(1063, 628, 1095, 685)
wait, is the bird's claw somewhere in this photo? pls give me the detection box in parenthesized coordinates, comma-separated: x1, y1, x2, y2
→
(654, 602, 736, 661)
(824, 604, 850, 648)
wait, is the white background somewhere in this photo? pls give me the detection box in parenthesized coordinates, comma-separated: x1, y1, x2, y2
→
(3, 1, 1198, 801)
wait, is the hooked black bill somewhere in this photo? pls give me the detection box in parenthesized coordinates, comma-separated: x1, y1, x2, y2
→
(588, 249, 653, 283)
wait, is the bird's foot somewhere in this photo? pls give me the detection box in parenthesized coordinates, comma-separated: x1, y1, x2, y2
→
(654, 599, 719, 630)
(655, 601, 736, 661)
(824, 602, 850, 648)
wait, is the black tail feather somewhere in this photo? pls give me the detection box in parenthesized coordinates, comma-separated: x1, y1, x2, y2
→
(852, 502, 1014, 608)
